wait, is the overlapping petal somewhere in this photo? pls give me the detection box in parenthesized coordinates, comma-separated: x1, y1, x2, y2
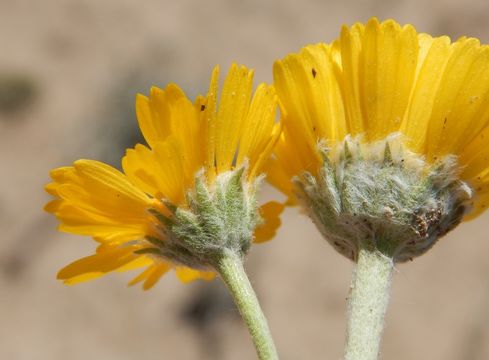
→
(45, 160, 154, 243)
(254, 201, 285, 243)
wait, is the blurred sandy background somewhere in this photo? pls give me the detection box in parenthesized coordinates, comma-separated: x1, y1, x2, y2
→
(1, 0, 489, 359)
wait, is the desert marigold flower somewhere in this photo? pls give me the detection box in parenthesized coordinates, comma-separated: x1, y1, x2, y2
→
(269, 17, 489, 262)
(45, 64, 283, 290)
(270, 18, 489, 360)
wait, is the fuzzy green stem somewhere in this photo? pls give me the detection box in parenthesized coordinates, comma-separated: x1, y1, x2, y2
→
(213, 251, 278, 360)
(344, 246, 394, 360)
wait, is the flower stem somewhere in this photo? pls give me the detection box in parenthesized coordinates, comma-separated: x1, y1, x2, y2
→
(344, 246, 394, 360)
(213, 251, 279, 360)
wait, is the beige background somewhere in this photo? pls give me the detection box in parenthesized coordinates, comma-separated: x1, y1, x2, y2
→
(1, 0, 489, 359)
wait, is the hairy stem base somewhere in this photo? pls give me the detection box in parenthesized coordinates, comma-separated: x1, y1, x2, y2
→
(344, 246, 394, 360)
(214, 252, 278, 360)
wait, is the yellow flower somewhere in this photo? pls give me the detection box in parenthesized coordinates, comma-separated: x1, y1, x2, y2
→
(269, 18, 489, 261)
(46, 64, 283, 289)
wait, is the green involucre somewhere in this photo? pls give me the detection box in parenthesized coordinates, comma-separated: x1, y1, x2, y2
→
(143, 165, 262, 268)
(295, 135, 473, 262)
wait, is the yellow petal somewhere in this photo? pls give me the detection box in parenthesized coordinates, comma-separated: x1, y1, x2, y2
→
(266, 156, 295, 201)
(152, 139, 186, 204)
(134, 83, 208, 192)
(72, 159, 149, 205)
(47, 160, 152, 240)
(460, 125, 489, 179)
(143, 263, 171, 290)
(254, 201, 285, 243)
(215, 63, 254, 173)
(400, 34, 451, 153)
(274, 43, 347, 145)
(250, 122, 282, 180)
(123, 140, 186, 205)
(425, 37, 482, 159)
(169, 97, 206, 186)
(44, 199, 62, 213)
(175, 267, 215, 283)
(128, 264, 154, 286)
(359, 19, 418, 140)
(122, 143, 165, 198)
(202, 64, 280, 181)
(54, 203, 147, 242)
(465, 191, 489, 220)
(58, 245, 145, 284)
(437, 46, 489, 155)
(204, 66, 219, 183)
(273, 45, 334, 173)
(266, 129, 308, 198)
(128, 262, 171, 290)
(236, 84, 277, 169)
(338, 22, 365, 135)
(136, 84, 186, 148)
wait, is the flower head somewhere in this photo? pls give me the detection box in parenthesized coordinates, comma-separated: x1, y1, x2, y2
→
(46, 64, 283, 289)
(269, 18, 489, 261)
